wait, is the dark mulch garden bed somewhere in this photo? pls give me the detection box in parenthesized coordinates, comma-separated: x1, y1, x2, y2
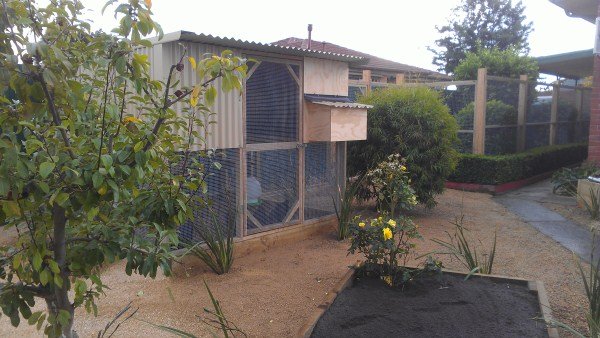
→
(310, 272, 549, 338)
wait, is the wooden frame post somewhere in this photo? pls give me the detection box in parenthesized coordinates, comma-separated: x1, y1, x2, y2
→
(362, 69, 372, 93)
(473, 68, 487, 154)
(517, 74, 528, 152)
(549, 83, 559, 145)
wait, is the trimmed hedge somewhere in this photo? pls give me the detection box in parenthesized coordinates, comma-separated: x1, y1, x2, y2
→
(449, 143, 588, 185)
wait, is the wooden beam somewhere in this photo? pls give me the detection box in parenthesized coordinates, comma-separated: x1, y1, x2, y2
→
(575, 87, 584, 141)
(473, 68, 487, 154)
(283, 200, 300, 224)
(549, 83, 559, 146)
(247, 210, 264, 229)
(517, 74, 528, 152)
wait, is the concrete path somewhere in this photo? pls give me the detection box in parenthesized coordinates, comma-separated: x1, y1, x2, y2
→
(495, 179, 600, 263)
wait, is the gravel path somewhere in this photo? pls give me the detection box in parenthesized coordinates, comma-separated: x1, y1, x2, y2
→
(0, 189, 588, 337)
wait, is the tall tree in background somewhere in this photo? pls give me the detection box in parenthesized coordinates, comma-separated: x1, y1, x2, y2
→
(430, 0, 533, 74)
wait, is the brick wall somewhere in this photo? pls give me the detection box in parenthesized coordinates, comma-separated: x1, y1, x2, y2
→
(589, 1, 600, 163)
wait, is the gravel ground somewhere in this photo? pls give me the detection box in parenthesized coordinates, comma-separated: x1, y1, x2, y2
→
(0, 189, 588, 337)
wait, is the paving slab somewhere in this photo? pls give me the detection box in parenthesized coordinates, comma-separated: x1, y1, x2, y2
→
(495, 179, 599, 263)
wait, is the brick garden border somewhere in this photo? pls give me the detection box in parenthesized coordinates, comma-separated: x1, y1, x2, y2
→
(296, 263, 559, 338)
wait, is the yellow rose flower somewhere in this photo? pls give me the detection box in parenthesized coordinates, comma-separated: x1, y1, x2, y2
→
(382, 227, 392, 240)
(400, 165, 407, 171)
(387, 219, 396, 227)
(358, 222, 366, 228)
(378, 216, 383, 222)
(123, 116, 141, 124)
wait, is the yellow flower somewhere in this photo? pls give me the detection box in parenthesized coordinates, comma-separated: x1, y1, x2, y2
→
(123, 116, 141, 124)
(358, 222, 366, 228)
(387, 219, 396, 227)
(377, 216, 383, 222)
(382, 227, 392, 240)
(400, 165, 407, 171)
(382, 275, 393, 286)
(97, 185, 107, 196)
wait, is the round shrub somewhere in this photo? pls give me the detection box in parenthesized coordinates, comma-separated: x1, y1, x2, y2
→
(348, 86, 459, 208)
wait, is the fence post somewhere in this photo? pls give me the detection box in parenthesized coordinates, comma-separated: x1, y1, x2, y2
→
(362, 69, 372, 93)
(549, 82, 559, 145)
(517, 74, 528, 152)
(473, 68, 487, 154)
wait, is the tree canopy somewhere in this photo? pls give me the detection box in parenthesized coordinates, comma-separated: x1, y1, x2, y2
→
(430, 0, 533, 74)
(0, 0, 246, 336)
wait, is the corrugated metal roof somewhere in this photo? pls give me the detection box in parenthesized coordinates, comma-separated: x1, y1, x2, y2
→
(309, 101, 372, 109)
(549, 0, 596, 23)
(149, 31, 367, 63)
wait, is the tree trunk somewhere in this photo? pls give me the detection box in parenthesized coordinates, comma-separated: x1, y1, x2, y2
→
(51, 204, 76, 338)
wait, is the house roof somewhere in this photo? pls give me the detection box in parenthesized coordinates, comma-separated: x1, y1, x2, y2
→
(549, 0, 596, 23)
(150, 31, 367, 63)
(536, 49, 593, 79)
(273, 37, 447, 78)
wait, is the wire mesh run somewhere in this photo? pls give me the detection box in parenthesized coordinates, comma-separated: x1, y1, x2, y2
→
(305, 142, 338, 220)
(177, 149, 239, 243)
(246, 61, 299, 144)
(246, 149, 299, 234)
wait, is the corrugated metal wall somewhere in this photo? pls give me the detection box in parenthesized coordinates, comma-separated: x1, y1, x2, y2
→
(156, 41, 244, 150)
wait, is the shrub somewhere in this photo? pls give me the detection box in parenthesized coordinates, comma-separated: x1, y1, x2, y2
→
(552, 163, 600, 196)
(334, 175, 364, 240)
(432, 216, 496, 275)
(349, 87, 459, 208)
(455, 100, 517, 154)
(184, 211, 235, 275)
(449, 143, 588, 185)
(454, 48, 539, 81)
(365, 154, 417, 218)
(348, 215, 421, 286)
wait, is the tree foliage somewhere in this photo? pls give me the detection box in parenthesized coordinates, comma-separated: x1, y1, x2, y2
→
(0, 0, 247, 336)
(430, 0, 533, 74)
(348, 87, 459, 208)
(453, 48, 538, 81)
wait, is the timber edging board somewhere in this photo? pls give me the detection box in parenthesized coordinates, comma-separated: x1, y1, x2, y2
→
(296, 264, 559, 338)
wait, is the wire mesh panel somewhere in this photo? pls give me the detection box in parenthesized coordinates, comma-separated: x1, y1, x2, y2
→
(178, 149, 239, 243)
(526, 84, 553, 150)
(305, 142, 338, 220)
(556, 86, 579, 145)
(484, 79, 519, 155)
(246, 61, 299, 144)
(579, 88, 592, 142)
(444, 85, 475, 153)
(246, 149, 299, 234)
(348, 85, 366, 102)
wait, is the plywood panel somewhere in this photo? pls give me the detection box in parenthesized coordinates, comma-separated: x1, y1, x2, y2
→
(305, 102, 331, 141)
(330, 108, 367, 141)
(303, 57, 348, 96)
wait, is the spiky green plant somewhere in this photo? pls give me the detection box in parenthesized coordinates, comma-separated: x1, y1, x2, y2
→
(184, 211, 235, 275)
(582, 187, 600, 221)
(333, 175, 364, 240)
(432, 215, 496, 275)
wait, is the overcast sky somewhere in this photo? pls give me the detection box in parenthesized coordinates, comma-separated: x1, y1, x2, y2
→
(81, 0, 594, 72)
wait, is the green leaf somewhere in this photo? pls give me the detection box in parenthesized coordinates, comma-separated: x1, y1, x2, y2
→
(92, 172, 104, 189)
(101, 154, 113, 168)
(55, 192, 70, 207)
(205, 86, 217, 106)
(40, 269, 50, 286)
(32, 252, 42, 271)
(88, 207, 99, 221)
(39, 162, 55, 179)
